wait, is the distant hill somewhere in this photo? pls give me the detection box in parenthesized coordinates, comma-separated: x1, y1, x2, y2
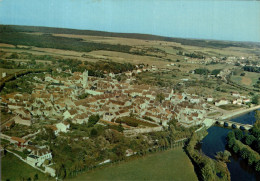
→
(0, 25, 259, 49)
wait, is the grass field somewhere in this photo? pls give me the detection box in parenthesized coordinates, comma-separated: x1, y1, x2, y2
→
(67, 147, 198, 181)
(0, 68, 24, 79)
(219, 104, 242, 111)
(1, 152, 51, 181)
(207, 112, 221, 117)
(0, 112, 13, 124)
(231, 71, 259, 89)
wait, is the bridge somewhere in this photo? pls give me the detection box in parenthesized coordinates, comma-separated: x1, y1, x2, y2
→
(216, 120, 253, 130)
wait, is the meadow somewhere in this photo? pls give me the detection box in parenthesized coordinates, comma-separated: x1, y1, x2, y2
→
(67, 147, 198, 181)
(1, 152, 51, 181)
(231, 71, 259, 89)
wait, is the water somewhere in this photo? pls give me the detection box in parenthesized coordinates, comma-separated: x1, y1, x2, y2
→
(199, 109, 260, 181)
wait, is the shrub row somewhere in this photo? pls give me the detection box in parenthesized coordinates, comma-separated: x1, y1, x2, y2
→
(186, 133, 230, 181)
(227, 131, 260, 172)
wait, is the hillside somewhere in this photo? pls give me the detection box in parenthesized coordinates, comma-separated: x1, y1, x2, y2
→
(1, 25, 260, 49)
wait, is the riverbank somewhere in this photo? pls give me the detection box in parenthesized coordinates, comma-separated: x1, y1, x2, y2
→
(221, 105, 260, 120)
(200, 110, 259, 181)
(66, 147, 197, 181)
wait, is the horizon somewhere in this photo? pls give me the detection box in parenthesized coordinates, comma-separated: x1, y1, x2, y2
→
(0, 0, 260, 42)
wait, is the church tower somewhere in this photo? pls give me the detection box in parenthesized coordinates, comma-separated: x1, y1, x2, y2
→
(82, 70, 88, 88)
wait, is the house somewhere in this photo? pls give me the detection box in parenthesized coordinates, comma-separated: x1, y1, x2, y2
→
(63, 109, 78, 120)
(56, 121, 70, 133)
(45, 125, 59, 135)
(125, 149, 134, 157)
(2, 72, 6, 78)
(243, 99, 250, 104)
(27, 147, 52, 167)
(13, 115, 31, 126)
(108, 72, 115, 78)
(73, 113, 89, 124)
(190, 98, 200, 104)
(5, 121, 15, 130)
(232, 92, 240, 97)
(125, 71, 132, 77)
(207, 97, 214, 102)
(236, 99, 243, 105)
(0, 145, 5, 157)
(10, 137, 27, 147)
(215, 100, 229, 106)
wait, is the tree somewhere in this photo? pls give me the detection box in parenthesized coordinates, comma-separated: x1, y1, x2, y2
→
(252, 95, 259, 105)
(215, 150, 231, 162)
(240, 148, 250, 159)
(201, 163, 215, 181)
(33, 174, 38, 181)
(156, 93, 165, 103)
(211, 69, 221, 76)
(194, 68, 210, 75)
(243, 134, 256, 146)
(247, 153, 256, 165)
(112, 144, 126, 161)
(88, 114, 100, 127)
(44, 127, 56, 142)
(233, 143, 239, 153)
(227, 131, 235, 140)
(90, 128, 98, 137)
(254, 139, 260, 153)
(255, 160, 260, 172)
(234, 130, 244, 140)
(227, 138, 235, 148)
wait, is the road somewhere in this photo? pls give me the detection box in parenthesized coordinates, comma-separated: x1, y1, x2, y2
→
(220, 105, 260, 120)
(203, 105, 260, 128)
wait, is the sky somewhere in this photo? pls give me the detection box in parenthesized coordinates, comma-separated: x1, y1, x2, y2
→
(0, 0, 260, 42)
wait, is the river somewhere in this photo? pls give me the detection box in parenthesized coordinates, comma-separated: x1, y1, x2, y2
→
(199, 109, 260, 181)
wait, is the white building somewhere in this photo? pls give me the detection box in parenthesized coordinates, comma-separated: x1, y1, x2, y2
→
(56, 122, 70, 133)
(27, 148, 52, 167)
(2, 72, 6, 78)
(82, 70, 88, 89)
(215, 100, 229, 106)
(207, 97, 214, 102)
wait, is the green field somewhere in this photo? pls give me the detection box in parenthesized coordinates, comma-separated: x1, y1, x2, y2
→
(0, 68, 25, 79)
(219, 104, 241, 111)
(1, 152, 51, 181)
(231, 71, 259, 89)
(67, 147, 198, 181)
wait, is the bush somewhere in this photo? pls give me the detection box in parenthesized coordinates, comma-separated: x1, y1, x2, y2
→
(194, 68, 210, 75)
(211, 69, 221, 76)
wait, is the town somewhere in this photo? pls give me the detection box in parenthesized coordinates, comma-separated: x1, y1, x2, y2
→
(0, 23, 259, 181)
(1, 60, 258, 178)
